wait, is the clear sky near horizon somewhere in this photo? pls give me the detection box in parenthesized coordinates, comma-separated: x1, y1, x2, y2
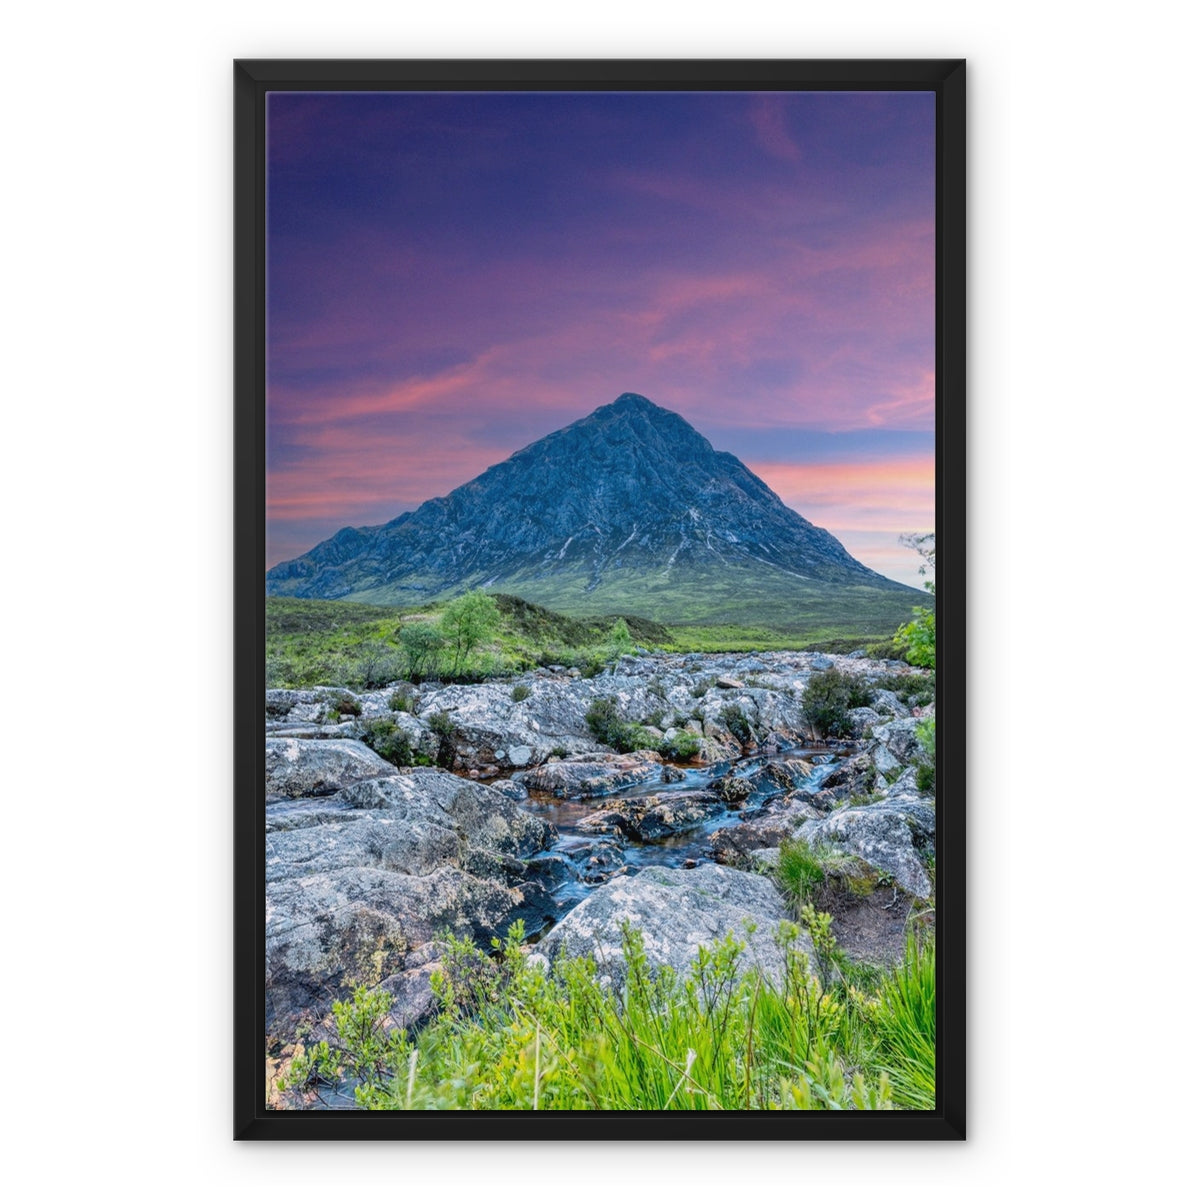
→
(266, 90, 936, 589)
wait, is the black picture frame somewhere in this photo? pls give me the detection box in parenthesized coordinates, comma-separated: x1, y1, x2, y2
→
(235, 57, 965, 1141)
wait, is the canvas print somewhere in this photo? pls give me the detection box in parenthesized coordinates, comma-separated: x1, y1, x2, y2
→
(261, 87, 938, 1113)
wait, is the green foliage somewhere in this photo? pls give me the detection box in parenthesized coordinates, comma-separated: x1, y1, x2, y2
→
(438, 591, 501, 676)
(362, 717, 415, 767)
(605, 617, 634, 660)
(426, 711, 458, 769)
(915, 716, 936, 794)
(325, 691, 362, 717)
(549, 745, 568, 759)
(721, 704, 753, 744)
(777, 840, 827, 911)
(660, 730, 701, 761)
(583, 697, 657, 753)
(892, 533, 936, 669)
(873, 672, 935, 707)
(287, 922, 902, 1112)
(872, 932, 936, 1109)
(510, 684, 532, 702)
(801, 668, 873, 739)
(388, 687, 415, 713)
(397, 622, 445, 681)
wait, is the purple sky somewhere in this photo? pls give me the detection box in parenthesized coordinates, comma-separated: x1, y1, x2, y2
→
(266, 90, 936, 588)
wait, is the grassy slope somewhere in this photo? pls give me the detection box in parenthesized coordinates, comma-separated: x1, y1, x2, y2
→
(341, 554, 921, 636)
(265, 590, 912, 689)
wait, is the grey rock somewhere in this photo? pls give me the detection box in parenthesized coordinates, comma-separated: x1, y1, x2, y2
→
(871, 689, 911, 719)
(265, 737, 397, 798)
(265, 769, 554, 1035)
(871, 717, 922, 764)
(715, 676, 743, 689)
(539, 863, 814, 987)
(799, 792, 935, 899)
(516, 754, 660, 797)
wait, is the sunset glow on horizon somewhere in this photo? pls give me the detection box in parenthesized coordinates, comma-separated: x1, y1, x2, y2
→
(267, 90, 936, 588)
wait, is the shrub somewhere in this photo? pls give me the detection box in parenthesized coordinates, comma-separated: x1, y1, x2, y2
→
(721, 704, 753, 744)
(549, 745, 568, 759)
(388, 688, 415, 713)
(510, 684, 532, 702)
(873, 673, 935, 707)
(362, 718, 414, 767)
(801, 668, 873, 739)
(327, 692, 362, 717)
(660, 730, 700, 761)
(584, 697, 657, 753)
(580, 657, 605, 679)
(426, 710, 458, 769)
(690, 680, 710, 699)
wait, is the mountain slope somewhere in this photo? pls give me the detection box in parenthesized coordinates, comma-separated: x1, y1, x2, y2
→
(266, 393, 921, 628)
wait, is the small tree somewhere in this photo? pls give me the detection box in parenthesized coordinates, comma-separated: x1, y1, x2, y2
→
(397, 622, 445, 682)
(606, 617, 634, 661)
(438, 591, 500, 676)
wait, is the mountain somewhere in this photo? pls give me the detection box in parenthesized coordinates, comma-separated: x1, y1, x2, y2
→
(266, 393, 921, 629)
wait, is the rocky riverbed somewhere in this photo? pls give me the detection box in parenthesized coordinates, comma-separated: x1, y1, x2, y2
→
(263, 650, 935, 1090)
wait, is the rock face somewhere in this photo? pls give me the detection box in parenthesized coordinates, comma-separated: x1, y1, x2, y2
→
(265, 768, 554, 1035)
(539, 863, 814, 987)
(265, 737, 397, 799)
(265, 393, 916, 624)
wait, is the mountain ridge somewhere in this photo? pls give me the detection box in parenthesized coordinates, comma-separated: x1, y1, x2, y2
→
(266, 393, 920, 627)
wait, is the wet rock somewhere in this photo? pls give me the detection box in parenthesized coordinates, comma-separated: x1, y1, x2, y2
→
(265, 737, 397, 799)
(709, 774, 754, 806)
(708, 794, 824, 863)
(539, 863, 814, 988)
(516, 754, 660, 797)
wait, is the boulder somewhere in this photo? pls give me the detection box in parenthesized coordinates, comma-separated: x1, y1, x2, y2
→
(265, 737, 397, 799)
(871, 717, 922, 765)
(515, 754, 660, 797)
(798, 792, 935, 899)
(539, 863, 814, 987)
(265, 769, 554, 1036)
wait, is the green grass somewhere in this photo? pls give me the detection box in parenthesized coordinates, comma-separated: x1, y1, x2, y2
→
(265, 591, 924, 689)
(285, 920, 933, 1112)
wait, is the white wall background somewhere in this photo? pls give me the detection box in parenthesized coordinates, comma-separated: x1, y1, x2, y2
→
(4, 2, 1194, 1194)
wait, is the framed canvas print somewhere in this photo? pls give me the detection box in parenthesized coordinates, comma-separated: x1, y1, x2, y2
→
(234, 58, 965, 1140)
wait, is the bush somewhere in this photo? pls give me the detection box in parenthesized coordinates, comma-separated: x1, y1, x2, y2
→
(873, 673, 935, 707)
(510, 684, 531, 702)
(801, 668, 873, 739)
(427, 710, 458, 769)
(326, 692, 362, 717)
(660, 730, 700, 761)
(721, 704, 752, 744)
(388, 688, 415, 713)
(362, 718, 414, 767)
(584, 697, 657, 753)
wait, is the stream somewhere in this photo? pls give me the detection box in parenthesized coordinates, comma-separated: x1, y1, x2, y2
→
(516, 745, 843, 931)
